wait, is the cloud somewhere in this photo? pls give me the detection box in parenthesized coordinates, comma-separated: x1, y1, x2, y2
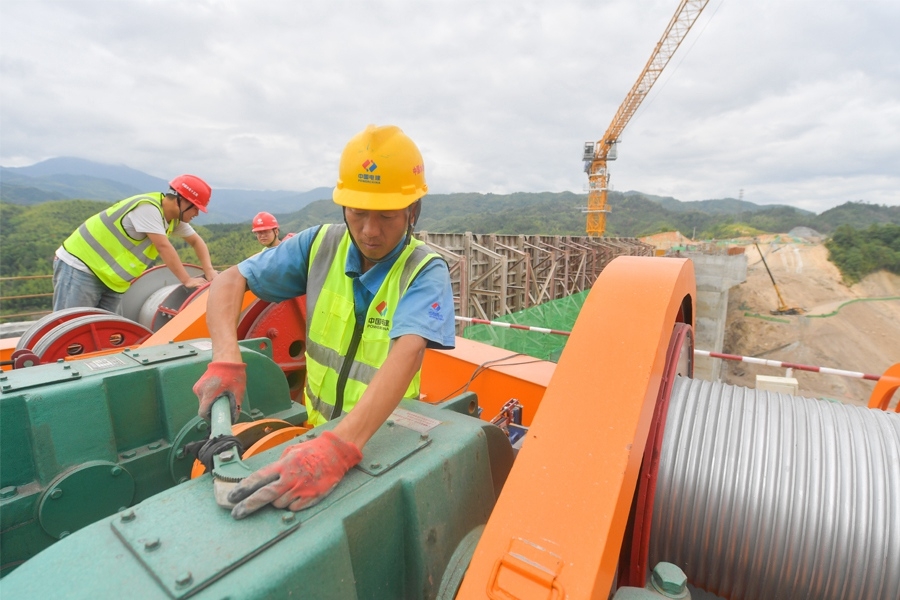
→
(1, 0, 898, 214)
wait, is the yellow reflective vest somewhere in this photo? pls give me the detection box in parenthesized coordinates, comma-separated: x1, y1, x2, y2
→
(62, 193, 177, 293)
(304, 224, 442, 426)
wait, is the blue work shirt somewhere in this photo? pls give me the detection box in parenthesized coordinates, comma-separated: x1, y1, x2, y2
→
(238, 226, 456, 349)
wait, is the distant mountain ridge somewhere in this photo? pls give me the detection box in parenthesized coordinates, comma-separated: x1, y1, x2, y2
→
(9, 157, 168, 191)
(1, 157, 893, 232)
(0, 157, 331, 223)
(621, 190, 812, 215)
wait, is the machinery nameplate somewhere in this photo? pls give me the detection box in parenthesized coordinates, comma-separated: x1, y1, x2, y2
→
(111, 480, 302, 599)
(122, 344, 200, 366)
(389, 407, 441, 434)
(81, 354, 132, 372)
(355, 417, 434, 476)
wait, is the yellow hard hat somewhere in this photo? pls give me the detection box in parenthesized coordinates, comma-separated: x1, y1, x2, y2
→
(333, 124, 428, 210)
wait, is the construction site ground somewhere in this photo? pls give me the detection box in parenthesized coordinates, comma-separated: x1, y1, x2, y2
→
(722, 235, 900, 407)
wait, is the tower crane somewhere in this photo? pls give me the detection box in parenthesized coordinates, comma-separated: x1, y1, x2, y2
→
(583, 0, 709, 236)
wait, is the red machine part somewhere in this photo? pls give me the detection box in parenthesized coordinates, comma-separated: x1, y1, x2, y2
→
(29, 315, 152, 363)
(619, 322, 693, 588)
(237, 296, 308, 402)
(10, 349, 40, 369)
(12, 309, 153, 366)
(15, 307, 113, 352)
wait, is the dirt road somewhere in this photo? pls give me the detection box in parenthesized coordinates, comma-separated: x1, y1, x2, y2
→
(722, 235, 900, 407)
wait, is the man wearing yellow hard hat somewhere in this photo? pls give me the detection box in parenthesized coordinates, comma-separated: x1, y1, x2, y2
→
(193, 125, 455, 519)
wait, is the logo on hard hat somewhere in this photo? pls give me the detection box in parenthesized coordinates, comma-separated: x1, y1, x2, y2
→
(180, 182, 197, 198)
(358, 159, 382, 185)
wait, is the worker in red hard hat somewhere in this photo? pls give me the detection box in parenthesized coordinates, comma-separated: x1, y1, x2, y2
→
(251, 212, 281, 249)
(53, 174, 218, 314)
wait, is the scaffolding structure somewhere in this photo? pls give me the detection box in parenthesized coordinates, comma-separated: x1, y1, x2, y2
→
(416, 232, 652, 326)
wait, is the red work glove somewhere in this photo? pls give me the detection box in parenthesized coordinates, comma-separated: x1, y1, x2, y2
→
(193, 361, 247, 422)
(227, 431, 362, 520)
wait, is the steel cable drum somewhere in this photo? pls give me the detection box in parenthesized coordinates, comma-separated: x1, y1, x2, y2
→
(651, 377, 900, 600)
(30, 314, 153, 360)
(14, 307, 113, 351)
(121, 264, 205, 326)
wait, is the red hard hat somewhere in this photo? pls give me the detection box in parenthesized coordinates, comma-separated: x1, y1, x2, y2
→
(169, 174, 211, 213)
(251, 212, 279, 232)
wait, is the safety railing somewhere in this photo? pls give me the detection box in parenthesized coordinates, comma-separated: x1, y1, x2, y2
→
(0, 274, 54, 321)
(1, 266, 235, 322)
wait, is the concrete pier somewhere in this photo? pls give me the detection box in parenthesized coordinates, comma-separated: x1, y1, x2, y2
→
(689, 254, 747, 381)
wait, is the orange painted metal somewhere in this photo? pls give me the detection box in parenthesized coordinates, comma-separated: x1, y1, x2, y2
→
(140, 290, 259, 347)
(190, 419, 308, 478)
(0, 338, 17, 370)
(457, 256, 695, 599)
(243, 426, 308, 456)
(420, 337, 555, 426)
(868, 362, 900, 412)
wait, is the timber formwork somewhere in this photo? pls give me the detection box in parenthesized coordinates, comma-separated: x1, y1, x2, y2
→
(416, 232, 653, 324)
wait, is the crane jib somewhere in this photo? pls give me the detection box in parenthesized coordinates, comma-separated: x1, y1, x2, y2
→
(584, 0, 710, 237)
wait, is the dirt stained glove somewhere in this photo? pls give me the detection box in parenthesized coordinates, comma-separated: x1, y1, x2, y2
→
(227, 431, 362, 520)
(193, 361, 247, 422)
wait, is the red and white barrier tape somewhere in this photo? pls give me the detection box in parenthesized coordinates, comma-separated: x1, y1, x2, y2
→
(455, 316, 571, 336)
(455, 318, 881, 381)
(694, 350, 881, 381)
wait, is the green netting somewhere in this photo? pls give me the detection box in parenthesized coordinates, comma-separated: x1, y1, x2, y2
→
(462, 291, 588, 362)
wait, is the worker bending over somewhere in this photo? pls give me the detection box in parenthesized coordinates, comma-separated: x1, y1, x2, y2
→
(193, 125, 455, 519)
(53, 175, 218, 314)
(251, 211, 282, 250)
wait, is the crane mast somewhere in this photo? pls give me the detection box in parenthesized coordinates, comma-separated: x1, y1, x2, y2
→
(584, 0, 709, 236)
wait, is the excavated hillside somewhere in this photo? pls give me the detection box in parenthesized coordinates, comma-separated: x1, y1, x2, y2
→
(722, 235, 900, 408)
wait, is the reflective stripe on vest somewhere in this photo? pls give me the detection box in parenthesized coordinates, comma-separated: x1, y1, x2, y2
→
(304, 224, 441, 426)
(62, 194, 176, 292)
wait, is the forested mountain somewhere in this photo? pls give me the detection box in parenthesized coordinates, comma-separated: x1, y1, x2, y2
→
(268, 192, 898, 238)
(825, 224, 900, 284)
(1, 158, 331, 223)
(1, 194, 898, 319)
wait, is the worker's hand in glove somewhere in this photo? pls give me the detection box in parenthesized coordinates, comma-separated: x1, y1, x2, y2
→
(227, 431, 362, 520)
(193, 361, 247, 421)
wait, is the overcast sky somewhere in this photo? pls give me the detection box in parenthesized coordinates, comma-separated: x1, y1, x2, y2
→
(2, 0, 898, 214)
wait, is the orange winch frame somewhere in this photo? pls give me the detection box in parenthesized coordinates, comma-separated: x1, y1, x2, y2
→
(457, 256, 696, 599)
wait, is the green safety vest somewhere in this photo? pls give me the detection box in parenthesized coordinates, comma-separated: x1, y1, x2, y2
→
(62, 193, 177, 293)
(304, 224, 443, 426)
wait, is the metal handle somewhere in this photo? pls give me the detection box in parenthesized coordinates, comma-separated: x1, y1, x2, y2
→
(210, 395, 232, 439)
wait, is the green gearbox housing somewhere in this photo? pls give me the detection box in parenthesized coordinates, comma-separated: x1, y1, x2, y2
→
(2, 393, 515, 599)
(0, 338, 307, 575)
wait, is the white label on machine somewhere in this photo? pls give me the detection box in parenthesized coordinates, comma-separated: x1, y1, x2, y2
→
(189, 341, 213, 351)
(389, 408, 441, 434)
(84, 356, 129, 371)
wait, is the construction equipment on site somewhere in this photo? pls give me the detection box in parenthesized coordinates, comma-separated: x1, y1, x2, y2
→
(2, 255, 898, 599)
(0, 338, 307, 572)
(754, 240, 804, 315)
(583, 0, 709, 236)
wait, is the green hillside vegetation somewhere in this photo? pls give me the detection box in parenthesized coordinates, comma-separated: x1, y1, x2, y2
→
(1, 200, 111, 317)
(825, 224, 900, 284)
(816, 202, 900, 231)
(2, 195, 899, 319)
